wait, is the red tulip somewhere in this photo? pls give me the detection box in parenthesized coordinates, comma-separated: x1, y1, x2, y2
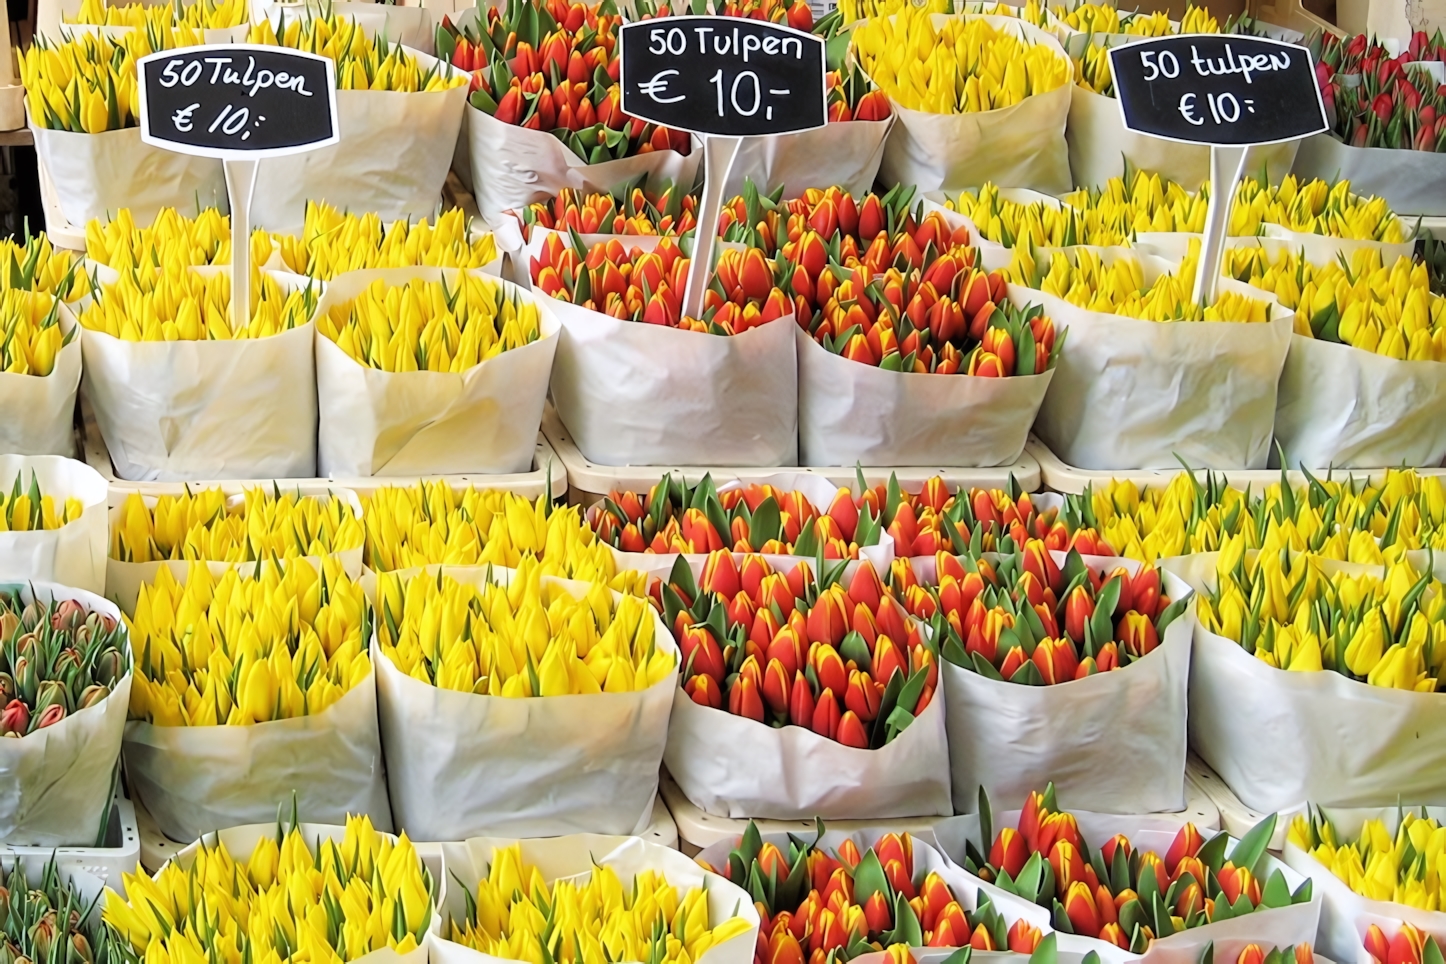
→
(729, 675, 765, 721)
(685, 674, 722, 708)
(811, 689, 841, 739)
(837, 710, 869, 748)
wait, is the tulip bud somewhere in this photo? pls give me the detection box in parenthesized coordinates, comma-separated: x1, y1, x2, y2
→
(789, 672, 816, 728)
(837, 710, 869, 748)
(34, 680, 69, 713)
(1237, 946, 1266, 964)
(685, 674, 722, 708)
(1007, 920, 1041, 954)
(0, 673, 12, 705)
(1165, 823, 1203, 874)
(1063, 880, 1101, 937)
(812, 643, 848, 696)
(762, 658, 792, 717)
(702, 551, 742, 599)
(728, 675, 766, 722)
(844, 669, 881, 721)
(989, 827, 1029, 877)
(970, 924, 996, 951)
(1064, 584, 1095, 644)
(76, 684, 109, 710)
(32, 704, 65, 731)
(811, 688, 841, 740)
(0, 700, 28, 736)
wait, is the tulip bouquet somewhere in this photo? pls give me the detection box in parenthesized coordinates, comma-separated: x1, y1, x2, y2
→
(65, 0, 248, 29)
(663, 551, 952, 818)
(86, 207, 274, 273)
(1288, 809, 1446, 914)
(276, 204, 499, 280)
(903, 542, 1188, 685)
(0, 234, 88, 302)
(508, 182, 697, 240)
(78, 265, 317, 340)
(0, 857, 123, 964)
(1310, 32, 1446, 152)
(696, 825, 1043, 959)
(106, 814, 433, 964)
(361, 485, 641, 592)
(1050, 2, 1222, 35)
(1365, 925, 1446, 964)
(248, 16, 463, 92)
(945, 184, 1131, 249)
(951, 787, 1311, 953)
(531, 234, 709, 328)
(123, 560, 389, 840)
(22, 31, 150, 133)
(0, 472, 84, 533)
(0, 290, 72, 380)
(110, 488, 363, 563)
(444, 841, 754, 962)
(372, 560, 674, 837)
(592, 474, 888, 561)
(0, 581, 130, 845)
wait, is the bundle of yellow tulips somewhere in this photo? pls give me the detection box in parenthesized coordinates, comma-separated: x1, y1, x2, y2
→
(86, 207, 274, 272)
(67, 0, 247, 29)
(1225, 246, 1446, 360)
(1289, 810, 1446, 909)
(78, 264, 318, 340)
(277, 204, 498, 280)
(376, 569, 672, 695)
(361, 485, 641, 591)
(112, 488, 364, 563)
(21, 32, 147, 132)
(106, 814, 434, 964)
(128, 559, 371, 726)
(852, 8, 1068, 114)
(0, 234, 89, 301)
(946, 182, 1131, 247)
(1073, 41, 1114, 94)
(1052, 2, 1219, 34)
(1005, 238, 1271, 321)
(448, 843, 752, 963)
(1198, 538, 1446, 689)
(0, 471, 85, 531)
(246, 16, 465, 92)
(319, 274, 541, 373)
(0, 289, 72, 377)
(839, 0, 1045, 23)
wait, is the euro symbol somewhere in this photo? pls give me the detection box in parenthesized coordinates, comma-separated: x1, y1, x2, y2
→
(172, 102, 200, 132)
(637, 69, 686, 104)
(1179, 93, 1204, 126)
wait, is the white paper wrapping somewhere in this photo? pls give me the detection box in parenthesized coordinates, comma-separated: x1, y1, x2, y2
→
(796, 324, 1052, 467)
(248, 50, 466, 235)
(370, 569, 677, 840)
(0, 582, 130, 847)
(1283, 806, 1446, 962)
(1137, 230, 1414, 269)
(0, 456, 108, 594)
(724, 117, 894, 199)
(433, 835, 758, 964)
(1030, 270, 1294, 471)
(0, 299, 79, 457)
(104, 489, 365, 612)
(545, 288, 798, 467)
(943, 566, 1194, 816)
(586, 473, 895, 578)
(80, 268, 318, 482)
(313, 267, 559, 477)
(935, 812, 1321, 964)
(877, 17, 1072, 195)
(1273, 334, 1446, 470)
(31, 125, 227, 229)
(664, 669, 952, 821)
(1291, 133, 1446, 217)
(1066, 83, 1299, 190)
(466, 105, 702, 219)
(124, 673, 392, 843)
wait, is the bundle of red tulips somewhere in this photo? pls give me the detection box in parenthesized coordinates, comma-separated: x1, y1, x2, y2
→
(954, 786, 1310, 953)
(900, 543, 1187, 684)
(509, 181, 697, 238)
(1365, 924, 1446, 964)
(439, 0, 691, 161)
(697, 825, 1045, 962)
(664, 554, 935, 748)
(1309, 30, 1446, 150)
(592, 474, 886, 559)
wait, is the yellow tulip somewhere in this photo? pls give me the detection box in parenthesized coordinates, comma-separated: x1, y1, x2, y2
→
(246, 16, 466, 93)
(111, 488, 363, 563)
(276, 203, 498, 280)
(0, 288, 72, 377)
(78, 263, 318, 340)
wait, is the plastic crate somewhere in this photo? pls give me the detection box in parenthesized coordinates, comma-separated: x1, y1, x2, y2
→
(1027, 436, 1446, 496)
(80, 393, 568, 502)
(2, 791, 142, 894)
(663, 769, 1222, 856)
(544, 406, 1042, 508)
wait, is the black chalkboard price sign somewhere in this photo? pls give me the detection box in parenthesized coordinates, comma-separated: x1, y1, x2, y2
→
(618, 16, 827, 137)
(1107, 35, 1328, 146)
(137, 45, 340, 158)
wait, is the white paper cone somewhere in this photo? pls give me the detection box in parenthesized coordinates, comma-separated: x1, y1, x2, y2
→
(1031, 274, 1294, 471)
(1066, 84, 1299, 190)
(313, 267, 559, 477)
(943, 574, 1193, 816)
(0, 582, 129, 846)
(248, 50, 466, 235)
(546, 294, 798, 467)
(79, 269, 318, 482)
(0, 301, 80, 457)
(796, 325, 1052, 467)
(1292, 133, 1446, 217)
(467, 106, 702, 220)
(877, 17, 1072, 195)
(1274, 334, 1446, 469)
(433, 836, 758, 964)
(0, 456, 109, 595)
(724, 117, 894, 198)
(124, 673, 391, 843)
(31, 125, 227, 229)
(371, 570, 677, 840)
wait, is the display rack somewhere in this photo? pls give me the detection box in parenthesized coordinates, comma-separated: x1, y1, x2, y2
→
(2, 790, 142, 893)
